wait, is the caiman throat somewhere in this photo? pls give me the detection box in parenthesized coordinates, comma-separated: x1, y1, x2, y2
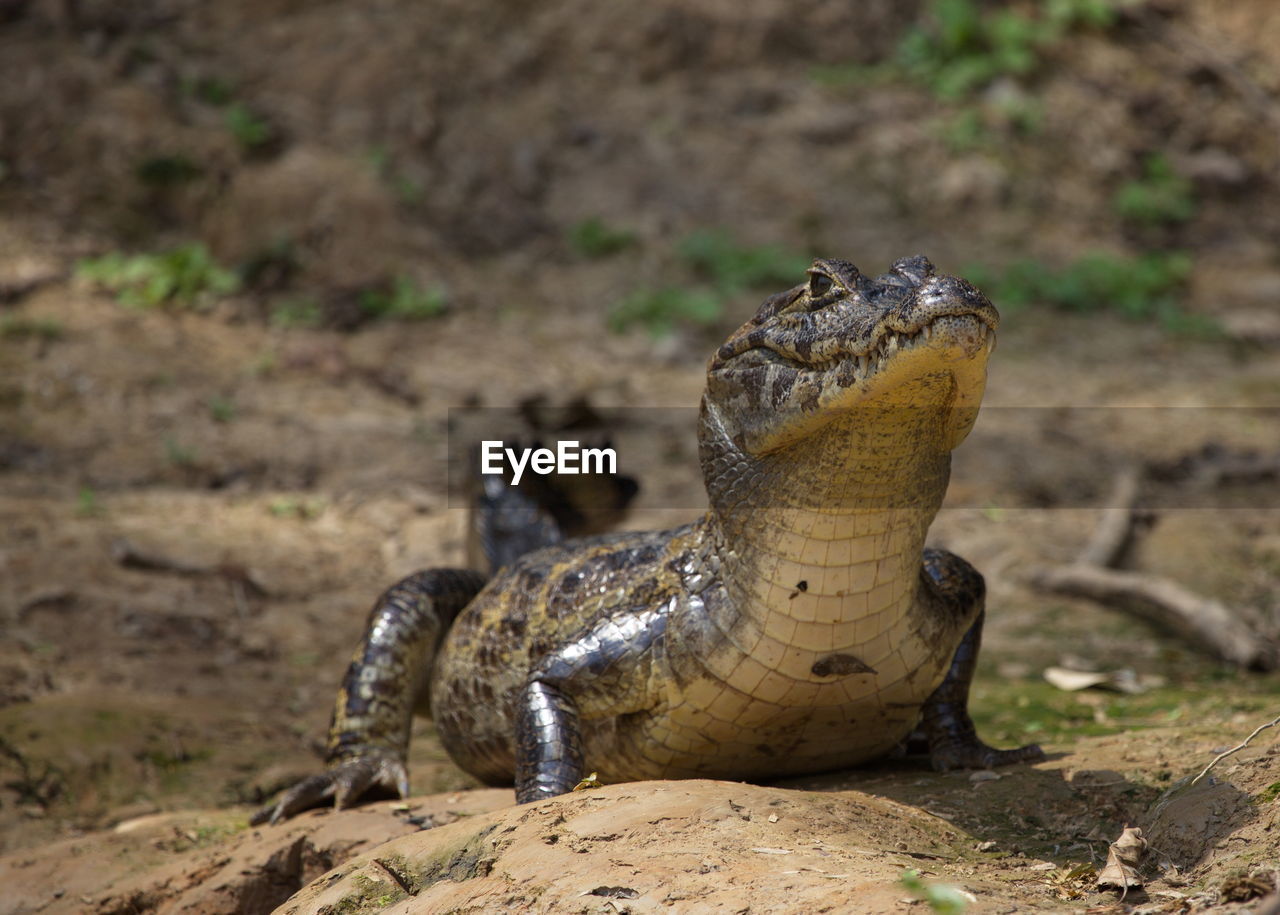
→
(255, 254, 1042, 823)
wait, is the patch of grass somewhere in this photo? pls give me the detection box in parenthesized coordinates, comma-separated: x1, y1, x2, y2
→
(332, 874, 406, 914)
(240, 238, 299, 291)
(207, 396, 236, 423)
(608, 230, 810, 338)
(1256, 782, 1280, 805)
(76, 486, 101, 517)
(940, 108, 989, 151)
(269, 297, 323, 328)
(135, 155, 203, 187)
(0, 317, 65, 341)
(268, 497, 325, 520)
(163, 438, 198, 468)
(365, 145, 426, 206)
(1113, 153, 1196, 228)
(183, 76, 236, 107)
(359, 276, 447, 321)
(901, 868, 970, 913)
(224, 103, 273, 151)
(967, 251, 1214, 332)
(896, 0, 1118, 99)
(677, 229, 810, 294)
(608, 287, 723, 338)
(972, 676, 1280, 747)
(77, 244, 240, 310)
(568, 218, 637, 259)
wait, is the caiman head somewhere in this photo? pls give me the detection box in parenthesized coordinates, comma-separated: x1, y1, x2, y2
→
(700, 255, 998, 508)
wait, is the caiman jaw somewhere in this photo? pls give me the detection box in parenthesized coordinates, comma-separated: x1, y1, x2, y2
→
(729, 312, 996, 384)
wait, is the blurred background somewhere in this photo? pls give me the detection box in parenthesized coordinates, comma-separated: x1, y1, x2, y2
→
(1, 0, 1278, 869)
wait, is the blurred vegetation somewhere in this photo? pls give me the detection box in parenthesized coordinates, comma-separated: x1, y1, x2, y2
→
(224, 103, 274, 151)
(1113, 153, 1197, 228)
(966, 251, 1217, 334)
(358, 276, 448, 321)
(609, 230, 810, 337)
(814, 0, 1120, 97)
(77, 244, 240, 310)
(900, 869, 970, 914)
(897, 0, 1118, 99)
(678, 229, 811, 294)
(0, 316, 65, 341)
(608, 287, 724, 338)
(134, 154, 204, 188)
(568, 218, 637, 259)
(972, 670, 1280, 748)
(269, 297, 324, 328)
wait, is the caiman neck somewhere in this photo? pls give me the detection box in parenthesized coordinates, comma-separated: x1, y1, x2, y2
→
(699, 398, 956, 627)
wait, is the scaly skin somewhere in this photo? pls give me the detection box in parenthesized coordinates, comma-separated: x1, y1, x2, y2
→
(255, 255, 1043, 823)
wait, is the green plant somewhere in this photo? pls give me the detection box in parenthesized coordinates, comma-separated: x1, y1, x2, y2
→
(568, 218, 637, 258)
(900, 868, 970, 913)
(164, 438, 198, 467)
(269, 297, 323, 328)
(971, 251, 1190, 315)
(940, 108, 989, 151)
(135, 155, 203, 187)
(678, 230, 810, 293)
(268, 497, 325, 520)
(365, 145, 426, 206)
(608, 287, 723, 338)
(1113, 154, 1196, 228)
(896, 0, 1117, 99)
(76, 486, 101, 517)
(225, 103, 272, 150)
(183, 76, 235, 107)
(77, 244, 240, 309)
(358, 276, 447, 321)
(0, 317, 64, 341)
(207, 396, 236, 423)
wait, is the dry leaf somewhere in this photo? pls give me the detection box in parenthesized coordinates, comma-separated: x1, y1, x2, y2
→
(1097, 826, 1147, 891)
(1043, 667, 1150, 694)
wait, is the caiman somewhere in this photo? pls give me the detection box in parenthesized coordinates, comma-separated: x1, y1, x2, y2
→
(254, 255, 1043, 823)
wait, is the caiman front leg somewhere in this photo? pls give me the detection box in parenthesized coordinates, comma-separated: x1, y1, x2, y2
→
(252, 568, 486, 824)
(515, 606, 668, 803)
(918, 549, 1045, 771)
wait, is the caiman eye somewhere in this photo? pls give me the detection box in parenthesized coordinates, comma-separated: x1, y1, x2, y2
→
(808, 272, 833, 297)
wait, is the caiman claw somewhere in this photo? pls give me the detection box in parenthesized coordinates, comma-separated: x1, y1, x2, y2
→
(929, 736, 1045, 772)
(250, 750, 409, 826)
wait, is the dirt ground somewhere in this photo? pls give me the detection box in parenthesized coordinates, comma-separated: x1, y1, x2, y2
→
(1, 1, 1280, 912)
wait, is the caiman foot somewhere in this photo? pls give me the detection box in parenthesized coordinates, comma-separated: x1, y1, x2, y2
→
(928, 732, 1045, 772)
(250, 750, 408, 826)
(922, 699, 1044, 772)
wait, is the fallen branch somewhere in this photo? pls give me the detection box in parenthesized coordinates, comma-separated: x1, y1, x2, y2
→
(1030, 564, 1276, 671)
(1028, 464, 1279, 670)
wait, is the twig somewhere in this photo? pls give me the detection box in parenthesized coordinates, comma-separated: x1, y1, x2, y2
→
(1190, 713, 1280, 786)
